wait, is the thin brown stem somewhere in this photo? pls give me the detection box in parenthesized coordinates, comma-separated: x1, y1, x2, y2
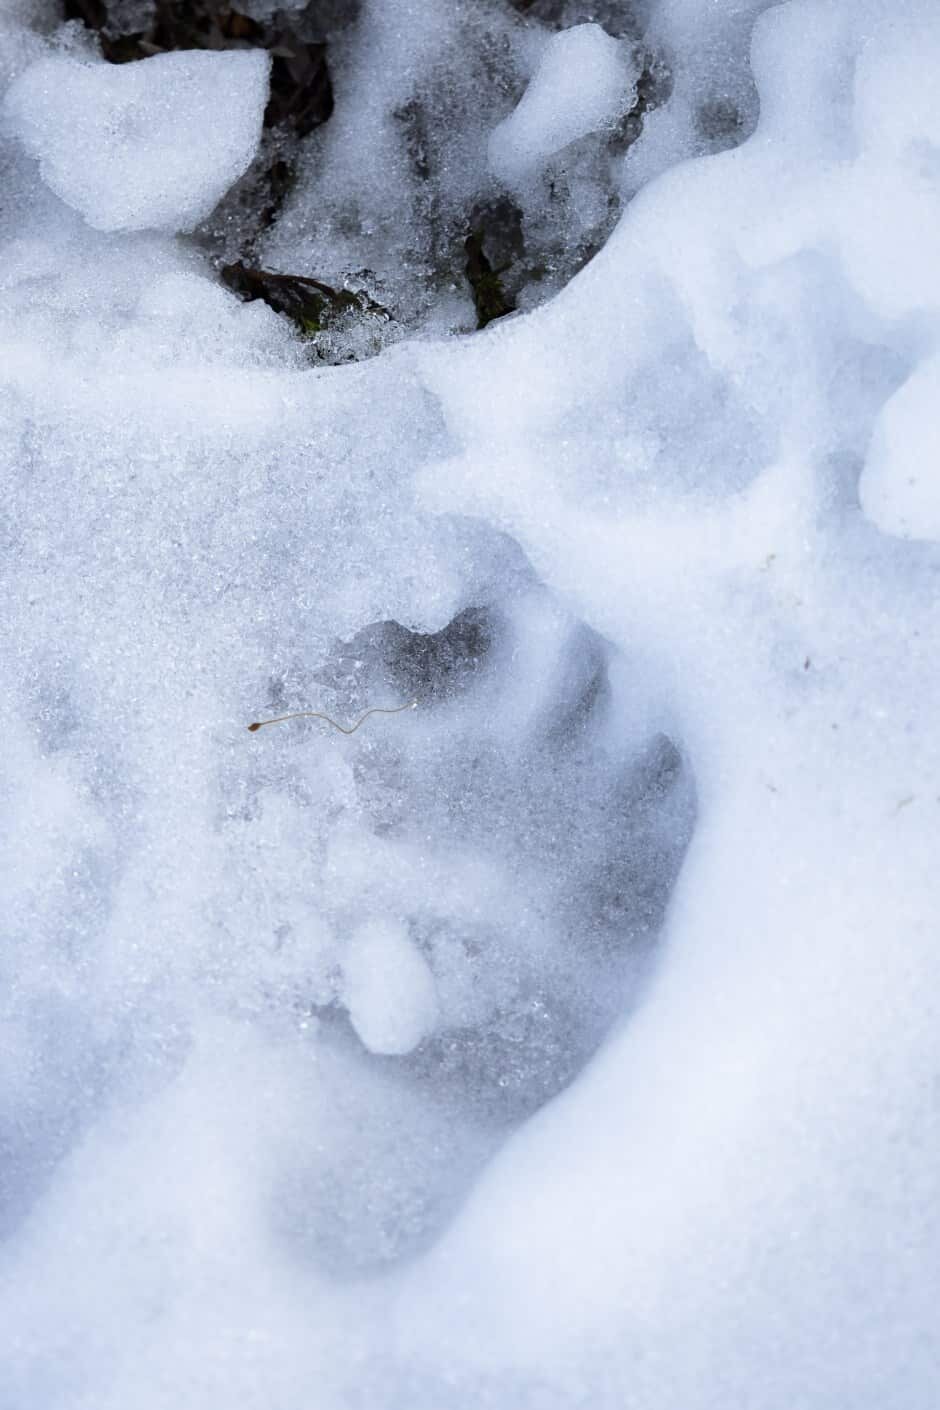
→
(248, 700, 418, 734)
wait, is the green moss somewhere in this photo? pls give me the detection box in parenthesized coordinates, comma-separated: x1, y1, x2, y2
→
(220, 261, 387, 341)
(464, 230, 515, 330)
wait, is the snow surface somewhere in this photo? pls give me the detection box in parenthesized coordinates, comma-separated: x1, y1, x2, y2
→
(2, 48, 270, 232)
(2, 0, 940, 1406)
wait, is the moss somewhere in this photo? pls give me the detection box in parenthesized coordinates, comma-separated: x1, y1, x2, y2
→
(464, 229, 516, 331)
(220, 260, 389, 342)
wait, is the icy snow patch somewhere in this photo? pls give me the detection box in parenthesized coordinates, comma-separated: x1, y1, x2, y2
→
(2, 48, 270, 232)
(489, 23, 637, 183)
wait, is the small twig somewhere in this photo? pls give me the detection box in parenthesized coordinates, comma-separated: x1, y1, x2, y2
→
(248, 700, 418, 734)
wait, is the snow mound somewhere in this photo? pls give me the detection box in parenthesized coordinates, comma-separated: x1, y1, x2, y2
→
(489, 23, 637, 183)
(342, 918, 440, 1057)
(2, 48, 270, 233)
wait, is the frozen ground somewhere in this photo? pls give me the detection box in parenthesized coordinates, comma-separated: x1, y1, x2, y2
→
(1, 0, 940, 1405)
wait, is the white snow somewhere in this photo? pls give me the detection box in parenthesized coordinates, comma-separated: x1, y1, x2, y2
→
(2, 0, 940, 1407)
(861, 354, 940, 541)
(489, 23, 638, 183)
(342, 918, 440, 1056)
(2, 48, 270, 232)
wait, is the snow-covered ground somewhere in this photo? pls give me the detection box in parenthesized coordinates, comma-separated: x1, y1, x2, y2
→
(2, 1, 940, 1405)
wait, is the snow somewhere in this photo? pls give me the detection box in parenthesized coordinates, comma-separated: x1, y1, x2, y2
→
(342, 918, 440, 1056)
(2, 0, 940, 1406)
(488, 23, 638, 183)
(862, 355, 940, 542)
(2, 48, 270, 232)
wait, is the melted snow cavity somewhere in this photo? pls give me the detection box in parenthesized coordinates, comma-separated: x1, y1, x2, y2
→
(1, 1, 940, 1407)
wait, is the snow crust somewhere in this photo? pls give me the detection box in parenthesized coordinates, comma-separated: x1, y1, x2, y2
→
(2, 0, 940, 1407)
(2, 48, 270, 232)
